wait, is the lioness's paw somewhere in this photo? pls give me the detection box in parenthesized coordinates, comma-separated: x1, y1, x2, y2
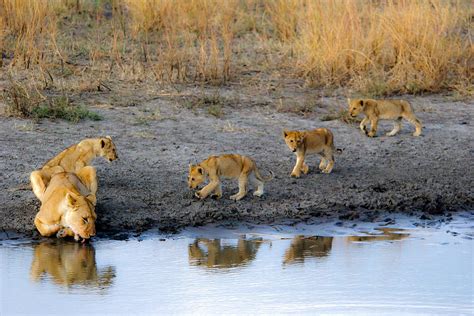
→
(368, 132, 376, 137)
(290, 172, 300, 178)
(302, 165, 309, 174)
(253, 191, 263, 197)
(413, 132, 421, 137)
(56, 229, 67, 238)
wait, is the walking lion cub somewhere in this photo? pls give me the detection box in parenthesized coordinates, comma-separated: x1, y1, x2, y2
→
(283, 128, 341, 177)
(33, 166, 98, 242)
(30, 136, 117, 201)
(348, 98, 422, 137)
(188, 154, 273, 201)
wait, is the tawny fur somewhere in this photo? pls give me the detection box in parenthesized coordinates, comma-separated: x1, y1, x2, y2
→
(348, 98, 422, 137)
(283, 128, 340, 177)
(33, 166, 97, 241)
(188, 154, 273, 201)
(30, 136, 117, 201)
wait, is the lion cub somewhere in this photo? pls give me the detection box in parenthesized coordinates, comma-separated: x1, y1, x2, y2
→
(348, 98, 422, 137)
(188, 154, 273, 201)
(30, 136, 118, 201)
(33, 166, 98, 242)
(283, 128, 340, 177)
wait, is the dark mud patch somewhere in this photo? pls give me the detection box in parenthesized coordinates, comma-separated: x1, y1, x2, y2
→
(0, 92, 472, 239)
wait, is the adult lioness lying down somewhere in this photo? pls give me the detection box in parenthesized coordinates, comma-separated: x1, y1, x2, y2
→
(33, 166, 97, 242)
(30, 136, 117, 201)
(348, 98, 422, 137)
(188, 154, 273, 201)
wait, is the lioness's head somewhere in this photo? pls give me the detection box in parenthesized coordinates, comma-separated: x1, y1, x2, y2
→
(348, 98, 365, 117)
(283, 130, 304, 152)
(188, 164, 205, 189)
(64, 193, 97, 240)
(99, 136, 118, 162)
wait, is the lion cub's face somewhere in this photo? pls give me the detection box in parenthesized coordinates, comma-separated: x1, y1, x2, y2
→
(100, 136, 118, 162)
(283, 130, 304, 152)
(188, 165, 205, 189)
(348, 98, 364, 117)
(65, 193, 97, 239)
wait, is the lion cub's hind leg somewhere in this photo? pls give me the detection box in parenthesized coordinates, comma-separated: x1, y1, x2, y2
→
(402, 112, 422, 136)
(322, 149, 334, 174)
(318, 157, 328, 171)
(230, 174, 248, 201)
(387, 118, 402, 136)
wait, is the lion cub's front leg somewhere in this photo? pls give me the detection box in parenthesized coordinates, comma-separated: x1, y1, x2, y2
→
(291, 153, 306, 178)
(368, 117, 379, 137)
(196, 180, 219, 200)
(359, 117, 369, 135)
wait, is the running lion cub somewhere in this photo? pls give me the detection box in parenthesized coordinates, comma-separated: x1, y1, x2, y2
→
(30, 136, 118, 201)
(283, 128, 341, 177)
(348, 98, 422, 137)
(188, 154, 273, 201)
(33, 166, 97, 242)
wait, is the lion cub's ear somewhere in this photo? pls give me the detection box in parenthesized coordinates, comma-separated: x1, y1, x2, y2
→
(66, 193, 79, 207)
(100, 139, 106, 148)
(359, 99, 364, 106)
(283, 130, 289, 138)
(106, 135, 112, 140)
(197, 167, 203, 174)
(347, 98, 351, 104)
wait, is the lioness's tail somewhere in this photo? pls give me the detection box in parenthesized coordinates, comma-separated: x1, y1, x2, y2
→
(255, 167, 274, 182)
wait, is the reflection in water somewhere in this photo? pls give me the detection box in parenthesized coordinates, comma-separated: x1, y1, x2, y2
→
(347, 228, 410, 243)
(283, 236, 333, 265)
(188, 238, 262, 269)
(30, 240, 116, 290)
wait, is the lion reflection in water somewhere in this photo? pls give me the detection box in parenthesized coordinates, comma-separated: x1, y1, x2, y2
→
(347, 228, 410, 243)
(284, 236, 333, 265)
(188, 238, 262, 269)
(30, 241, 115, 289)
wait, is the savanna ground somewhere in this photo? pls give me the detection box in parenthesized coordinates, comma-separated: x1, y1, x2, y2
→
(0, 0, 472, 238)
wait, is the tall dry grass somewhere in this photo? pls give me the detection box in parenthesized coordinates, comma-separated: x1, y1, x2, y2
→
(0, 0, 471, 96)
(266, 0, 472, 94)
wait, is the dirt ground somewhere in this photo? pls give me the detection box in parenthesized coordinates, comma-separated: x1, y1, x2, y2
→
(0, 86, 472, 239)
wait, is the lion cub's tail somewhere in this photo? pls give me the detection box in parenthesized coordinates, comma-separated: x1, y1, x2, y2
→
(335, 147, 344, 154)
(255, 168, 274, 182)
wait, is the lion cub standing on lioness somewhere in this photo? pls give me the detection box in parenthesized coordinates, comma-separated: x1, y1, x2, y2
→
(30, 136, 118, 201)
(33, 166, 98, 242)
(188, 154, 273, 201)
(283, 128, 341, 177)
(348, 98, 422, 137)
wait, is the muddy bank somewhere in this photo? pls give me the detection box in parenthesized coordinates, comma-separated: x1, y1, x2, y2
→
(0, 90, 472, 238)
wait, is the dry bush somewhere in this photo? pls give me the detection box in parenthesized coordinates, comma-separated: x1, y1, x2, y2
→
(124, 0, 239, 83)
(269, 0, 473, 95)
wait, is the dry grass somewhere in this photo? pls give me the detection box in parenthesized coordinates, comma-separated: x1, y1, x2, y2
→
(0, 0, 471, 119)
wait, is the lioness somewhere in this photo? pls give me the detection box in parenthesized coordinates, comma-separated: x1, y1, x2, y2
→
(283, 128, 340, 177)
(188, 154, 273, 201)
(348, 98, 422, 137)
(33, 166, 97, 242)
(30, 136, 117, 201)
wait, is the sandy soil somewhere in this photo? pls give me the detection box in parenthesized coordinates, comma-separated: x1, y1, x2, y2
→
(0, 87, 472, 238)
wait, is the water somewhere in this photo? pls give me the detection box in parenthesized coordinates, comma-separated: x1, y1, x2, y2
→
(1, 217, 473, 315)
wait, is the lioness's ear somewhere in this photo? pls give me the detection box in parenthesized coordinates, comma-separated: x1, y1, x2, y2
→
(100, 139, 106, 148)
(283, 130, 288, 138)
(66, 193, 78, 207)
(86, 194, 97, 206)
(197, 167, 203, 174)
